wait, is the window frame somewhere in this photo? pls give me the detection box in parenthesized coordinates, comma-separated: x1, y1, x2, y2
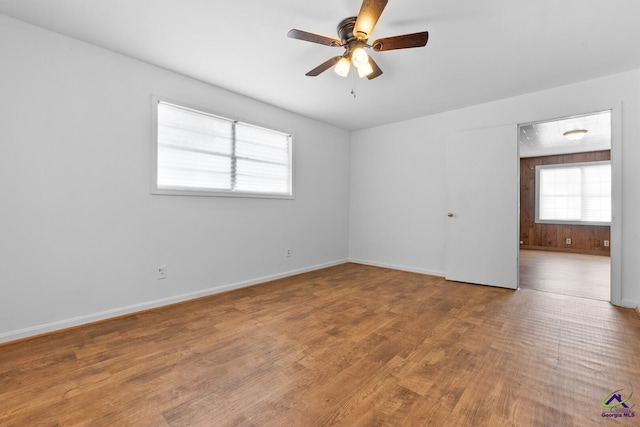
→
(535, 160, 611, 226)
(151, 96, 294, 199)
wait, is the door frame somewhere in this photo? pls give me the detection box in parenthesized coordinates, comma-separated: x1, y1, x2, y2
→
(516, 104, 622, 306)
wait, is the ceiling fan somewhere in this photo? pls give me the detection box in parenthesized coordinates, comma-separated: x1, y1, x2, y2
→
(287, 0, 429, 80)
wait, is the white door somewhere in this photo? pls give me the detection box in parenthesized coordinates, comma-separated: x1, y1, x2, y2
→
(445, 125, 519, 289)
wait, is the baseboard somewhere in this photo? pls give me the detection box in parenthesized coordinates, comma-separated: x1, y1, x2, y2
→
(0, 259, 348, 345)
(619, 299, 639, 310)
(348, 258, 445, 278)
(520, 245, 610, 257)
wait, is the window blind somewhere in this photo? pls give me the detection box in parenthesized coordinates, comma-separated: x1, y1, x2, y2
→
(235, 122, 292, 195)
(536, 161, 611, 224)
(154, 100, 292, 197)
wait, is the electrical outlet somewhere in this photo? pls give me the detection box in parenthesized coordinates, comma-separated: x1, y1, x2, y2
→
(565, 238, 571, 245)
(286, 247, 292, 258)
(158, 265, 167, 280)
(604, 240, 610, 247)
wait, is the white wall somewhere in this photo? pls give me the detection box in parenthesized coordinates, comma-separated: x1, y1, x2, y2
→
(0, 15, 351, 342)
(350, 70, 640, 309)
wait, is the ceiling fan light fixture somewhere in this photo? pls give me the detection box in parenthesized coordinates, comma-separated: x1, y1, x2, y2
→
(351, 47, 369, 69)
(334, 57, 351, 77)
(357, 61, 374, 78)
(287, 0, 429, 80)
(563, 129, 588, 141)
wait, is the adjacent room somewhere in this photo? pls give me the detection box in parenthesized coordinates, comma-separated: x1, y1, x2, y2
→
(1, 1, 640, 425)
(518, 111, 612, 302)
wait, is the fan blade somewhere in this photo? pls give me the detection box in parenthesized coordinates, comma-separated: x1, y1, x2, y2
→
(354, 0, 388, 39)
(372, 31, 429, 51)
(305, 56, 341, 76)
(287, 29, 342, 47)
(366, 56, 383, 80)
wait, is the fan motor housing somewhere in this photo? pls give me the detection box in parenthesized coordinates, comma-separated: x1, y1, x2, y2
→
(337, 17, 359, 44)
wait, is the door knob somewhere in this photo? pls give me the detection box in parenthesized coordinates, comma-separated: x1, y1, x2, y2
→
(447, 212, 454, 217)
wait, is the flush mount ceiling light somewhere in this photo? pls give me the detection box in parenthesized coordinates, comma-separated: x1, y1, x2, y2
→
(563, 129, 588, 141)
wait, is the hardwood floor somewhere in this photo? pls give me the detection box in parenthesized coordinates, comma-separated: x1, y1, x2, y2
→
(1, 263, 639, 426)
(519, 249, 610, 301)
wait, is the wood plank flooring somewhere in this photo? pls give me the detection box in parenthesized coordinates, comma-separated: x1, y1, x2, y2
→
(1, 263, 639, 426)
(519, 249, 610, 301)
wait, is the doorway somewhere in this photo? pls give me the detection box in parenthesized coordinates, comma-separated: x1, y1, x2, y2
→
(518, 111, 612, 301)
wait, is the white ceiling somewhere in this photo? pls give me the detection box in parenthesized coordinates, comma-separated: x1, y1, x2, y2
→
(519, 111, 611, 158)
(1, 0, 639, 131)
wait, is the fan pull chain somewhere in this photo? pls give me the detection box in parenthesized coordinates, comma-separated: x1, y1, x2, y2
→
(351, 67, 357, 98)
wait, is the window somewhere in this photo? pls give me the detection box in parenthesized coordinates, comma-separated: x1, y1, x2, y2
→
(152, 98, 293, 198)
(535, 161, 611, 225)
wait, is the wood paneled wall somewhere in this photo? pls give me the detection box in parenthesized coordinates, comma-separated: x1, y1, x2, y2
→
(520, 150, 610, 256)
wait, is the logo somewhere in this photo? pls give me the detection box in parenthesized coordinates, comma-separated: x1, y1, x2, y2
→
(601, 389, 635, 419)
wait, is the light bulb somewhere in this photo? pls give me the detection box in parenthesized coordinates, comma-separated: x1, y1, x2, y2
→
(357, 61, 373, 78)
(334, 57, 351, 77)
(351, 47, 369, 69)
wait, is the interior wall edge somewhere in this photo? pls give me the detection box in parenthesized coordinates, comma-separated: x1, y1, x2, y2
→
(348, 258, 445, 278)
(0, 258, 349, 345)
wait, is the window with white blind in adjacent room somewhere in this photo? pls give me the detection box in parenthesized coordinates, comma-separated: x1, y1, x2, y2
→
(535, 161, 611, 225)
(151, 98, 293, 198)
